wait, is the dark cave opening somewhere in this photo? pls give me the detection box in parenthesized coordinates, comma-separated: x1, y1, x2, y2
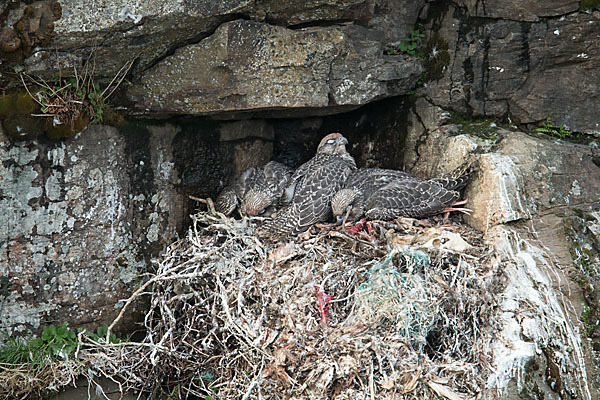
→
(167, 95, 414, 232)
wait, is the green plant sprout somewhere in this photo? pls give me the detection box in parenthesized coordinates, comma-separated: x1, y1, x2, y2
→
(82, 325, 122, 345)
(399, 26, 425, 55)
(0, 323, 76, 370)
(0, 324, 122, 370)
(534, 117, 574, 139)
(387, 25, 425, 56)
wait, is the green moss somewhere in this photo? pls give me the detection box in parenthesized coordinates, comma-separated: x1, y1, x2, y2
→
(565, 212, 600, 340)
(450, 114, 503, 141)
(572, 274, 589, 290)
(564, 213, 599, 278)
(0, 92, 37, 117)
(44, 111, 90, 140)
(580, 305, 595, 336)
(2, 113, 46, 140)
(580, 0, 600, 10)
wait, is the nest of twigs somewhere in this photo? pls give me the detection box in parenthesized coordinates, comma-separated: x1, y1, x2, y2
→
(0, 360, 81, 399)
(79, 199, 504, 399)
(1, 200, 503, 399)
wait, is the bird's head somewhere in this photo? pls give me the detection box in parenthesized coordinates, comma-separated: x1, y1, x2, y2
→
(331, 188, 360, 223)
(317, 133, 349, 155)
(242, 189, 272, 216)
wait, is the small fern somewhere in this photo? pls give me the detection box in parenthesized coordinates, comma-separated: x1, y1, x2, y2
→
(534, 118, 573, 139)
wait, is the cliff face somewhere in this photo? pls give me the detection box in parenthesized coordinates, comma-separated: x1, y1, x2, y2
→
(420, 1, 600, 135)
(1, 0, 599, 398)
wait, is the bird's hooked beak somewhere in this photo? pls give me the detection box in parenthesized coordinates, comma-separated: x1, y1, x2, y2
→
(337, 206, 352, 227)
(335, 136, 348, 146)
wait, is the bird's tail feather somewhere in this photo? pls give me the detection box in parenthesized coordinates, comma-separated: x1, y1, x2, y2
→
(432, 175, 469, 192)
(432, 159, 478, 192)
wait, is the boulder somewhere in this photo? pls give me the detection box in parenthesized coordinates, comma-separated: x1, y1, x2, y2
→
(1, 0, 424, 118)
(128, 20, 423, 118)
(405, 99, 600, 399)
(0, 123, 184, 334)
(7, 0, 419, 91)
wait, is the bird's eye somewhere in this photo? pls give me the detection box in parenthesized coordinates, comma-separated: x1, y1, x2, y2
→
(326, 139, 335, 144)
(258, 209, 266, 215)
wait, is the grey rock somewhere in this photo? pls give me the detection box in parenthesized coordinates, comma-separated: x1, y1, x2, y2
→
(404, 102, 600, 398)
(422, 6, 600, 135)
(20, 0, 253, 83)
(455, 0, 579, 21)
(0, 116, 283, 337)
(253, 0, 373, 26)
(0, 124, 181, 335)
(219, 120, 274, 142)
(18, 0, 379, 85)
(128, 20, 423, 117)
(368, 0, 426, 45)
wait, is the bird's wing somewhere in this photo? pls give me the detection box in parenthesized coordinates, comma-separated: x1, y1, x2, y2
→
(430, 159, 476, 191)
(294, 161, 347, 230)
(268, 156, 354, 236)
(280, 160, 313, 206)
(347, 168, 416, 190)
(264, 162, 294, 198)
(430, 176, 469, 192)
(365, 180, 459, 219)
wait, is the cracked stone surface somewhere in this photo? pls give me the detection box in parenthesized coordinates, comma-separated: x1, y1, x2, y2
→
(128, 20, 423, 117)
(2, 0, 424, 118)
(0, 117, 284, 336)
(454, 0, 579, 21)
(7, 0, 409, 86)
(0, 124, 182, 335)
(2, 1, 600, 396)
(403, 98, 600, 399)
(421, 4, 600, 135)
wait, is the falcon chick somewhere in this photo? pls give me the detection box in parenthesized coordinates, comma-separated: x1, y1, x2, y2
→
(331, 168, 470, 221)
(241, 161, 293, 216)
(215, 161, 291, 216)
(265, 133, 357, 237)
